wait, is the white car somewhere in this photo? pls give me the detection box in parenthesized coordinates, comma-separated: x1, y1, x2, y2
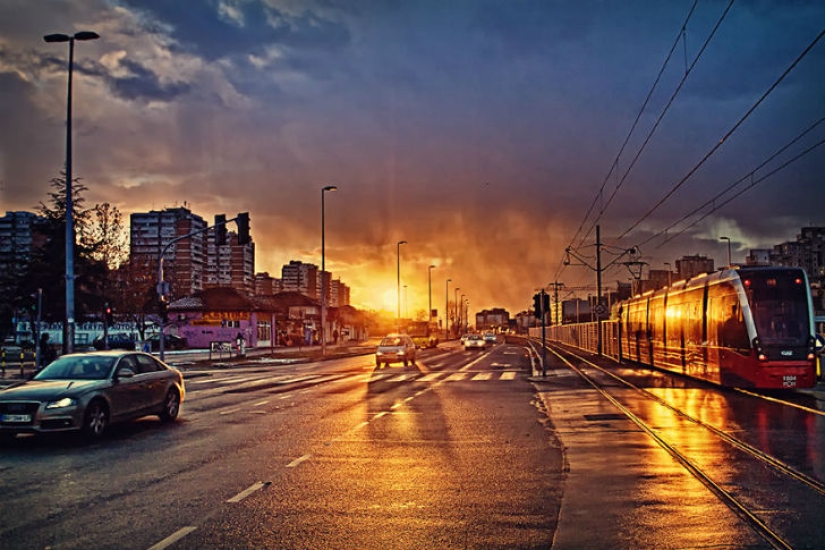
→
(464, 334, 486, 350)
(376, 334, 417, 367)
(483, 332, 497, 345)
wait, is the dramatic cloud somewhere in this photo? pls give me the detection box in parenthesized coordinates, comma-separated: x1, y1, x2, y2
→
(2, 0, 824, 317)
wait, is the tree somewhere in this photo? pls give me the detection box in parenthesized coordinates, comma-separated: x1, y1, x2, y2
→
(86, 202, 128, 270)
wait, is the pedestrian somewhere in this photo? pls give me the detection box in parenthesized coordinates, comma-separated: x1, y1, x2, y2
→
(333, 329, 339, 345)
(39, 333, 56, 370)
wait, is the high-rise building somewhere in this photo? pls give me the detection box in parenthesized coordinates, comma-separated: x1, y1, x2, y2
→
(281, 261, 318, 299)
(0, 211, 46, 280)
(675, 255, 714, 280)
(330, 278, 350, 307)
(255, 272, 282, 295)
(205, 230, 255, 296)
(130, 207, 207, 299)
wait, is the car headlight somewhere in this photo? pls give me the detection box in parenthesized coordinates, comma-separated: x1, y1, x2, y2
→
(45, 397, 77, 410)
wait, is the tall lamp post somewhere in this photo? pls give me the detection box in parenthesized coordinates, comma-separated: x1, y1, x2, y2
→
(321, 185, 337, 356)
(460, 294, 466, 333)
(397, 240, 407, 327)
(427, 265, 436, 323)
(453, 287, 460, 338)
(719, 236, 732, 268)
(445, 279, 451, 340)
(44, 30, 100, 354)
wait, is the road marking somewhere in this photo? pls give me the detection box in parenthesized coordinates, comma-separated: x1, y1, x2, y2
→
(147, 526, 197, 550)
(471, 372, 493, 381)
(419, 373, 442, 381)
(500, 372, 517, 380)
(287, 454, 312, 468)
(227, 481, 267, 503)
(253, 400, 269, 407)
(373, 412, 387, 420)
(218, 407, 240, 416)
(460, 354, 487, 372)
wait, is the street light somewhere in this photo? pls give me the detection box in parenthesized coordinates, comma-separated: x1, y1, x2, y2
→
(428, 265, 436, 324)
(453, 287, 460, 338)
(719, 236, 732, 268)
(445, 278, 451, 340)
(44, 30, 100, 355)
(460, 294, 466, 333)
(397, 240, 407, 326)
(321, 185, 337, 356)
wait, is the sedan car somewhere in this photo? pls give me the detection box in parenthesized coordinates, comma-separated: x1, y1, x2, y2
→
(0, 350, 185, 441)
(375, 334, 417, 367)
(483, 332, 498, 345)
(147, 333, 189, 351)
(464, 334, 486, 350)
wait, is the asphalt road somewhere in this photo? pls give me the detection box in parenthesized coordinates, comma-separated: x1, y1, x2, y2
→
(0, 339, 564, 550)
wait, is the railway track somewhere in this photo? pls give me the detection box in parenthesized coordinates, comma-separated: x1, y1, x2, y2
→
(530, 340, 825, 549)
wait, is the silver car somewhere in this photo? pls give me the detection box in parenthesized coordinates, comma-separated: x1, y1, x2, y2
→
(0, 350, 185, 441)
(376, 334, 417, 367)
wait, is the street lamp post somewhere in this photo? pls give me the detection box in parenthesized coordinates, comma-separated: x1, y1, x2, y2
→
(44, 30, 100, 355)
(445, 279, 451, 340)
(720, 236, 732, 268)
(460, 294, 466, 333)
(397, 240, 407, 327)
(428, 265, 435, 323)
(321, 185, 337, 356)
(453, 287, 460, 338)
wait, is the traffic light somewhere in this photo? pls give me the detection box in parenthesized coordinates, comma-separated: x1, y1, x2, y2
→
(533, 293, 542, 318)
(237, 212, 250, 245)
(215, 214, 227, 245)
(105, 304, 113, 325)
(543, 292, 550, 313)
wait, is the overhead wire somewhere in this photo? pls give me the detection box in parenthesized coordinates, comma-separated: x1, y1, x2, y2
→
(552, 0, 700, 280)
(610, 24, 825, 247)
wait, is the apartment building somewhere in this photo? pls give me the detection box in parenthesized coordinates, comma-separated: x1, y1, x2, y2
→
(0, 211, 46, 280)
(281, 261, 318, 299)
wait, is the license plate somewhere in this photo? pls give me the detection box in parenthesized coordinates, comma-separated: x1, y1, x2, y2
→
(1, 414, 32, 423)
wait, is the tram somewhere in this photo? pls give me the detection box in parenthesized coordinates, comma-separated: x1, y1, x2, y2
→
(542, 267, 818, 389)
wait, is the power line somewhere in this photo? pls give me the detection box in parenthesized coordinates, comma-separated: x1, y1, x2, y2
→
(553, 0, 701, 281)
(611, 24, 825, 247)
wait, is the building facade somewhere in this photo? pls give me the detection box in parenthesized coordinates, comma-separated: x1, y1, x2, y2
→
(281, 261, 318, 299)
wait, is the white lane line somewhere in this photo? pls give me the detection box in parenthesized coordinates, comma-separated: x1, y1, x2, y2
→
(500, 372, 517, 380)
(218, 407, 240, 416)
(352, 421, 370, 431)
(147, 526, 197, 550)
(419, 373, 442, 381)
(287, 454, 312, 468)
(445, 373, 467, 381)
(253, 400, 269, 407)
(472, 372, 493, 381)
(460, 354, 488, 372)
(227, 481, 267, 503)
(373, 412, 387, 420)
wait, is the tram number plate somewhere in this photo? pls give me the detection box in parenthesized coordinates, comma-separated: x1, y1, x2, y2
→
(1, 414, 31, 423)
(782, 375, 797, 388)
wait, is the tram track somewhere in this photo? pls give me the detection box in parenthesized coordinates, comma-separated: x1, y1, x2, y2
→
(531, 339, 825, 549)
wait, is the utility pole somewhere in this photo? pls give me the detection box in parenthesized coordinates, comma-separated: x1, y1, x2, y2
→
(547, 281, 564, 326)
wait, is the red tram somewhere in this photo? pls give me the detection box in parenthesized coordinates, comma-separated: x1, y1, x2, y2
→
(543, 267, 817, 389)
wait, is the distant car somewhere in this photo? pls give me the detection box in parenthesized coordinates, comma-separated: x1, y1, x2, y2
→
(0, 350, 185, 441)
(483, 332, 497, 345)
(463, 334, 486, 350)
(460, 334, 470, 345)
(92, 333, 137, 351)
(376, 334, 417, 367)
(147, 333, 189, 351)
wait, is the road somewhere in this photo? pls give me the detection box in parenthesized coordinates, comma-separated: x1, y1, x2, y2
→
(0, 339, 564, 550)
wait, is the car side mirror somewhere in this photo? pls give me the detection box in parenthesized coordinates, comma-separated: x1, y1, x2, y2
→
(116, 367, 135, 380)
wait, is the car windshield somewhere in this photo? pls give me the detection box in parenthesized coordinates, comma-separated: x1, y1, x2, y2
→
(34, 355, 116, 381)
(379, 337, 404, 347)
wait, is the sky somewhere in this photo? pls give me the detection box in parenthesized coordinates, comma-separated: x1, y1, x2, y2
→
(1, 0, 824, 318)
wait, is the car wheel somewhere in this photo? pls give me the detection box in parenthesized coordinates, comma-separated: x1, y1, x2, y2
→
(159, 389, 181, 422)
(403, 357, 408, 366)
(376, 357, 381, 367)
(82, 400, 109, 440)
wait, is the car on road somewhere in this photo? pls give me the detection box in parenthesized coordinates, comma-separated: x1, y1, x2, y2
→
(483, 332, 498, 346)
(147, 333, 189, 351)
(376, 334, 417, 367)
(92, 333, 138, 351)
(0, 350, 185, 441)
(463, 334, 486, 350)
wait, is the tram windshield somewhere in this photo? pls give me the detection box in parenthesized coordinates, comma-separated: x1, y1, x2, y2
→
(745, 271, 810, 346)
